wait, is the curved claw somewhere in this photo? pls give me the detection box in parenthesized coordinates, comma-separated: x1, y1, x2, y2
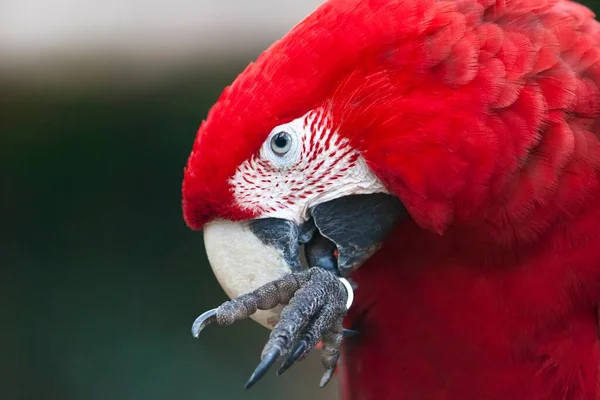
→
(319, 367, 335, 388)
(191, 308, 218, 338)
(276, 342, 306, 376)
(245, 348, 281, 390)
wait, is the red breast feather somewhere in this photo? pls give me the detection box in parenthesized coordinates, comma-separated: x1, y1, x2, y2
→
(326, 0, 600, 398)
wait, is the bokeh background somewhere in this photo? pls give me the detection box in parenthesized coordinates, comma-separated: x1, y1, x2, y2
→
(2, 1, 335, 399)
(4, 0, 600, 399)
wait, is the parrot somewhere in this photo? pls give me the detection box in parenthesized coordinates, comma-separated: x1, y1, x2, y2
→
(181, 0, 600, 398)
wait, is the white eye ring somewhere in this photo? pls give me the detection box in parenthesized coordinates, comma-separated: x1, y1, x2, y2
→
(262, 119, 302, 168)
(270, 131, 292, 156)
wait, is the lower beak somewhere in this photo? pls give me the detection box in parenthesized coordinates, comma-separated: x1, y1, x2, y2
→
(202, 193, 405, 328)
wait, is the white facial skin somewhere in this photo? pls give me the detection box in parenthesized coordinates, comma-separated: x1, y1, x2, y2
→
(204, 109, 387, 328)
(230, 108, 387, 223)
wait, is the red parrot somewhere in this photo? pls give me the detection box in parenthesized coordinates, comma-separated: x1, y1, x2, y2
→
(182, 0, 600, 398)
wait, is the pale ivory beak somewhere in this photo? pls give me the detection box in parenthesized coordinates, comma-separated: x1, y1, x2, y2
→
(202, 219, 300, 329)
(201, 194, 406, 330)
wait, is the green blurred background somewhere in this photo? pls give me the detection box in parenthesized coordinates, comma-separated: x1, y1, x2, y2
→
(3, 0, 600, 399)
(2, 1, 334, 399)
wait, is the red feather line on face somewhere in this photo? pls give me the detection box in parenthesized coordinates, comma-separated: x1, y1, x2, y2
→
(230, 108, 362, 220)
(183, 0, 600, 248)
(182, 0, 436, 230)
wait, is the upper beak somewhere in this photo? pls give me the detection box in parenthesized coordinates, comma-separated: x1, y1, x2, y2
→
(202, 193, 406, 328)
(308, 193, 406, 276)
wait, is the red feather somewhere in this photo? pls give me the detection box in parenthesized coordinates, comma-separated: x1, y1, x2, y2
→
(182, 0, 600, 397)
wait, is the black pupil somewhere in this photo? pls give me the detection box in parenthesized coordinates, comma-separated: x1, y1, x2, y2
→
(274, 132, 288, 149)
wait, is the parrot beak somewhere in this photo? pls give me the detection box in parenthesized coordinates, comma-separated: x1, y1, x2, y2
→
(202, 218, 303, 329)
(308, 193, 406, 276)
(202, 193, 405, 328)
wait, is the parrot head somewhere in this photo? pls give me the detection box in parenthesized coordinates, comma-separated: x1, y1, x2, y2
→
(182, 93, 405, 327)
(182, 0, 498, 327)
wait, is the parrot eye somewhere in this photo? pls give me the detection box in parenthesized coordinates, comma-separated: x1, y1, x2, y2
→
(262, 122, 300, 167)
(270, 132, 292, 156)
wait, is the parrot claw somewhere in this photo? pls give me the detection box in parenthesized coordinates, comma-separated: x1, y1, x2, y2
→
(190, 267, 351, 388)
(276, 342, 306, 376)
(248, 268, 349, 388)
(191, 308, 218, 338)
(244, 348, 281, 389)
(275, 328, 358, 376)
(319, 367, 335, 388)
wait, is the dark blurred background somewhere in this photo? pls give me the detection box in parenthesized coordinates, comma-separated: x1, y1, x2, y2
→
(1, 1, 335, 399)
(3, 0, 600, 399)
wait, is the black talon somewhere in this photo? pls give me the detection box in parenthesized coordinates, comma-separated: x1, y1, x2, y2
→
(319, 367, 335, 388)
(191, 268, 348, 388)
(191, 308, 218, 338)
(276, 342, 306, 376)
(343, 328, 359, 338)
(245, 348, 281, 389)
